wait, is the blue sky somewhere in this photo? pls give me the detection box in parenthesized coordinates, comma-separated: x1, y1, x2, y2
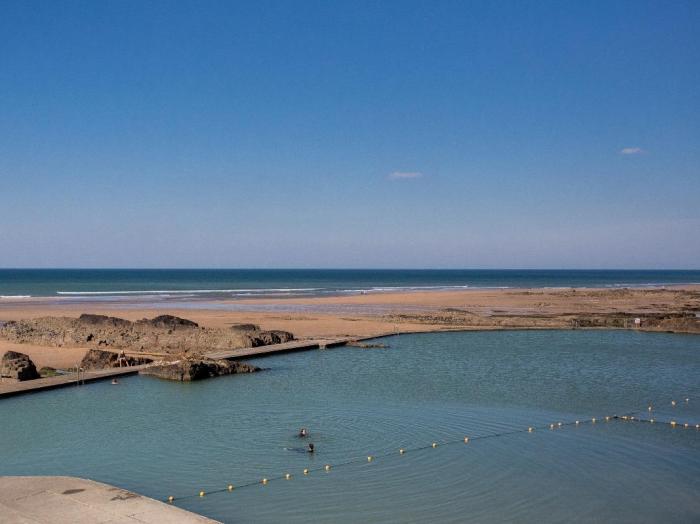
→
(1, 1, 698, 268)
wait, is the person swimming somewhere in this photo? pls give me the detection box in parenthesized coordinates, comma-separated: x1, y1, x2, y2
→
(284, 442, 315, 453)
(298, 427, 308, 438)
(111, 378, 119, 385)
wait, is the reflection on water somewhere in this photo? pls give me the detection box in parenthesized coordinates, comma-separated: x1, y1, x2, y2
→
(1, 330, 699, 523)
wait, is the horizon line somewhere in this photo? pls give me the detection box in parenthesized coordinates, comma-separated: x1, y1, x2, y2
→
(1, 267, 699, 272)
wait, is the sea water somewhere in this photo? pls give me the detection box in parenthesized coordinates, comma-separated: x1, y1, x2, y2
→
(0, 269, 699, 301)
(1, 330, 699, 522)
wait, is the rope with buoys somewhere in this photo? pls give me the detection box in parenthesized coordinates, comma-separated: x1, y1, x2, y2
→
(166, 397, 697, 504)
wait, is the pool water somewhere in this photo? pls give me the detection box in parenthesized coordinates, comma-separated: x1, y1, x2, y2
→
(1, 330, 699, 523)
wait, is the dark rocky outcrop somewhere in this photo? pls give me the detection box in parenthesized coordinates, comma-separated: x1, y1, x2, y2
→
(0, 315, 292, 354)
(141, 358, 259, 381)
(78, 314, 131, 328)
(137, 315, 199, 329)
(80, 349, 152, 370)
(1, 351, 40, 381)
(248, 330, 294, 346)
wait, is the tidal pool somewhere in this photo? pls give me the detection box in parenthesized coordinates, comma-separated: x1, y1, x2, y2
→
(1, 330, 699, 523)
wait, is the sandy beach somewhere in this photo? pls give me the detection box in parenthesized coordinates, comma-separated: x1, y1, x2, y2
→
(2, 286, 698, 369)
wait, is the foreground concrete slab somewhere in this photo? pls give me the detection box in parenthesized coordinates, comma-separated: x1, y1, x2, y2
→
(0, 476, 219, 523)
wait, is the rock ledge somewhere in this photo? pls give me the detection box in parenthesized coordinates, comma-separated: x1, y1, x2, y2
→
(141, 358, 259, 381)
(1, 351, 40, 381)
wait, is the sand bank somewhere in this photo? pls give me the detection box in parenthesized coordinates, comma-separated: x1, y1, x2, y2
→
(1, 286, 698, 368)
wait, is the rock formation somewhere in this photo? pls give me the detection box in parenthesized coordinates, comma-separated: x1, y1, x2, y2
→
(0, 315, 294, 356)
(78, 314, 131, 328)
(248, 330, 294, 346)
(1, 351, 40, 381)
(136, 315, 199, 329)
(230, 324, 293, 345)
(140, 358, 259, 381)
(80, 349, 153, 370)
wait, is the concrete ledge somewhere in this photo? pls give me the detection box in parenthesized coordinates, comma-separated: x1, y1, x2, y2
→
(0, 366, 147, 399)
(0, 476, 219, 523)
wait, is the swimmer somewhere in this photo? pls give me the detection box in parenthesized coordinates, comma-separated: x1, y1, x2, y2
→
(298, 427, 308, 438)
(307, 443, 315, 453)
(111, 378, 119, 385)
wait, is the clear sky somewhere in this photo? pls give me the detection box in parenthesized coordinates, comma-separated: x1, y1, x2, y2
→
(1, 1, 698, 269)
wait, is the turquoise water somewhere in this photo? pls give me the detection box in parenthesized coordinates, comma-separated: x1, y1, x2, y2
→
(1, 330, 699, 522)
(1, 269, 699, 299)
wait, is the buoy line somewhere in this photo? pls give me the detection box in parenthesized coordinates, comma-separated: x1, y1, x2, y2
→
(166, 397, 696, 504)
(618, 415, 700, 429)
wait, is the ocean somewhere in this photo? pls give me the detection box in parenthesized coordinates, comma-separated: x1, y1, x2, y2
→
(0, 269, 698, 300)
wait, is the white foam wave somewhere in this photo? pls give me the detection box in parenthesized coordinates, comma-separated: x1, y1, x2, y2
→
(55, 288, 323, 296)
(371, 285, 472, 291)
(603, 282, 700, 288)
(0, 295, 32, 299)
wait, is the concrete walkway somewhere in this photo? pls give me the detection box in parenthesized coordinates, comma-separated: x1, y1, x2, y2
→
(0, 476, 219, 523)
(0, 365, 149, 399)
(0, 335, 390, 399)
(204, 337, 355, 360)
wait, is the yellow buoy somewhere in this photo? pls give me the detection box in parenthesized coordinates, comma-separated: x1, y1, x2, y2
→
(227, 484, 234, 491)
(648, 405, 652, 411)
(684, 423, 689, 428)
(671, 421, 677, 427)
(167, 496, 174, 503)
(685, 398, 690, 403)
(367, 456, 373, 462)
(324, 464, 331, 471)
(575, 420, 579, 425)
(399, 448, 405, 454)
(695, 424, 699, 429)
(557, 422, 562, 427)
(303, 468, 309, 475)
(549, 424, 555, 430)
(528, 427, 533, 433)
(285, 473, 291, 480)
(432, 442, 437, 448)
(464, 437, 469, 443)
(592, 418, 596, 423)
(199, 491, 205, 497)
(650, 418, 655, 423)
(672, 400, 676, 406)
(262, 478, 268, 485)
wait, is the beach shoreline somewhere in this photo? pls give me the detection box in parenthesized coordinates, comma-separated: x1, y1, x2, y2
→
(1, 286, 698, 370)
